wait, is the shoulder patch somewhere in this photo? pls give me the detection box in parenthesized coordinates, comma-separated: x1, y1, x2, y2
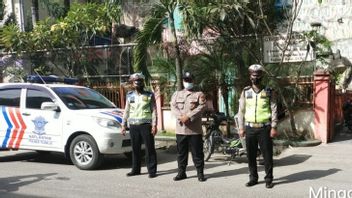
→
(245, 89, 253, 99)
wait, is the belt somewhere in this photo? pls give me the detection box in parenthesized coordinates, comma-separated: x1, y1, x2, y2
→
(246, 122, 270, 128)
(128, 118, 152, 125)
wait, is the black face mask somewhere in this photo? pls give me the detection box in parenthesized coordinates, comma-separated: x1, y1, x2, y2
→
(134, 80, 144, 90)
(250, 77, 262, 85)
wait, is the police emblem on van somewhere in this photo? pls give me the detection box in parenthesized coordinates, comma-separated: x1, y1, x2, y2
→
(32, 116, 48, 135)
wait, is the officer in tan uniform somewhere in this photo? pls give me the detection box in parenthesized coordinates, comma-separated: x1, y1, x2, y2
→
(171, 72, 207, 182)
(238, 64, 278, 189)
(122, 73, 158, 178)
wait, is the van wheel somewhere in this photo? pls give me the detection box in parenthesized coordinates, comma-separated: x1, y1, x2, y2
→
(70, 134, 102, 170)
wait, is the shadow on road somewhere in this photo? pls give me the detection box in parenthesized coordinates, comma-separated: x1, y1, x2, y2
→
(274, 168, 341, 185)
(0, 151, 71, 166)
(275, 154, 311, 167)
(0, 173, 57, 193)
(0, 192, 48, 198)
(332, 126, 352, 143)
(99, 146, 179, 170)
(204, 154, 312, 180)
(0, 151, 39, 162)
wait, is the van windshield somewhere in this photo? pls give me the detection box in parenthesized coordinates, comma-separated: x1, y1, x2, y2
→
(52, 87, 116, 110)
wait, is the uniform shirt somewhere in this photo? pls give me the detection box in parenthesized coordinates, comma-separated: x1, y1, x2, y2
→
(238, 86, 278, 130)
(122, 90, 157, 127)
(171, 89, 206, 135)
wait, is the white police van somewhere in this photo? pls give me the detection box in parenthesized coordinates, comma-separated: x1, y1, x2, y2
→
(0, 75, 132, 170)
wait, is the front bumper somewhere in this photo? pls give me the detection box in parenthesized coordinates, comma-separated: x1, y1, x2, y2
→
(96, 132, 133, 154)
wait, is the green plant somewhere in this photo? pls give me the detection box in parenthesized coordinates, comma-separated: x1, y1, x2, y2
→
(157, 131, 176, 137)
(1, 2, 122, 77)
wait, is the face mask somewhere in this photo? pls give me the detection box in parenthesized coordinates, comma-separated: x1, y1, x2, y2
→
(183, 82, 194, 90)
(134, 80, 144, 90)
(250, 77, 262, 85)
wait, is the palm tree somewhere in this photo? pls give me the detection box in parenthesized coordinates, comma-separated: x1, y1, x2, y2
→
(133, 0, 183, 90)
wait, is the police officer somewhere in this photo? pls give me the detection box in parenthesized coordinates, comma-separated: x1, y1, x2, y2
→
(122, 73, 158, 178)
(238, 64, 278, 188)
(170, 72, 207, 182)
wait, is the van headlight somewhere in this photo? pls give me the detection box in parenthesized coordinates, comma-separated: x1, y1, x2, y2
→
(95, 117, 121, 129)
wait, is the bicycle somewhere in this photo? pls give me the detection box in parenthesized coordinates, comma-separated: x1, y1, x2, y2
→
(203, 112, 246, 164)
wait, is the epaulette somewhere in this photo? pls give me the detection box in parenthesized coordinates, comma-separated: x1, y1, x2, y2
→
(243, 86, 251, 91)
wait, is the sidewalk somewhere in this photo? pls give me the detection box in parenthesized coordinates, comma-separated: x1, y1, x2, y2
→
(154, 128, 352, 198)
(232, 128, 352, 198)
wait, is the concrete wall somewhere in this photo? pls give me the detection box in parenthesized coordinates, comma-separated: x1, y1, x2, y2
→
(162, 109, 176, 132)
(277, 109, 315, 139)
(162, 107, 315, 138)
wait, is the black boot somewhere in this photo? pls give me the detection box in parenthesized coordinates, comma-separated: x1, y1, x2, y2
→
(173, 171, 187, 181)
(197, 169, 206, 182)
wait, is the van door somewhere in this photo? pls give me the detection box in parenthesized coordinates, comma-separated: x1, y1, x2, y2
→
(0, 88, 22, 149)
(20, 88, 63, 151)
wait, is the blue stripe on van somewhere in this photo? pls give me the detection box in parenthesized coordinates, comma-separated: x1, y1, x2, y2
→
(1, 106, 12, 148)
(101, 112, 123, 123)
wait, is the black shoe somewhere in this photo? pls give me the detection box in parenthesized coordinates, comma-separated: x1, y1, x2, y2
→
(173, 173, 187, 181)
(149, 173, 157, 178)
(126, 172, 140, 177)
(266, 182, 274, 188)
(197, 173, 206, 182)
(245, 180, 258, 187)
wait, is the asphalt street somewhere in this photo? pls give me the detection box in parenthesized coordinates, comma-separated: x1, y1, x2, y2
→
(1, 129, 352, 198)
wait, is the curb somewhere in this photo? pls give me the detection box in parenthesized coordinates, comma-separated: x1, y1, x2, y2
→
(155, 136, 176, 141)
(273, 139, 322, 147)
(288, 139, 322, 147)
(155, 137, 322, 147)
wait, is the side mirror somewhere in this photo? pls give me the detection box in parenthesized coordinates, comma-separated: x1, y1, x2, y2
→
(41, 102, 61, 112)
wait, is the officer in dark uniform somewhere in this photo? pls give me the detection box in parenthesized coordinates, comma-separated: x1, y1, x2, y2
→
(170, 72, 207, 182)
(122, 73, 158, 178)
(238, 64, 278, 188)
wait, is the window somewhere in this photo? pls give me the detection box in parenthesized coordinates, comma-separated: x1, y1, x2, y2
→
(0, 88, 21, 107)
(52, 87, 115, 110)
(26, 89, 53, 109)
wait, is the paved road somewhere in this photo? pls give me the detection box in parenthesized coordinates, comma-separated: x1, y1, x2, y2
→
(1, 130, 352, 198)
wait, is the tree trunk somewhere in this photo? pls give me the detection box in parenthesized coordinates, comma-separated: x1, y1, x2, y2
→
(64, 0, 70, 16)
(169, 13, 183, 91)
(31, 0, 39, 27)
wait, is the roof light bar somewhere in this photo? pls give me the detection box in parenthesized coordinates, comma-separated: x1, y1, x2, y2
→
(26, 75, 79, 84)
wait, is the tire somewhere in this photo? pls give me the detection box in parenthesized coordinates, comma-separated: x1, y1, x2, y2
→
(69, 134, 102, 170)
(203, 134, 214, 162)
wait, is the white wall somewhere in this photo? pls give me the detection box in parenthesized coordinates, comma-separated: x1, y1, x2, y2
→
(162, 109, 176, 132)
(293, 1, 352, 61)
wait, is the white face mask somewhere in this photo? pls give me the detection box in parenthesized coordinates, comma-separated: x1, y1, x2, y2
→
(183, 82, 194, 90)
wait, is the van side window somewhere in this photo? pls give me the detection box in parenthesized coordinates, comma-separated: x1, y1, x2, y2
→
(26, 89, 53, 109)
(0, 88, 21, 107)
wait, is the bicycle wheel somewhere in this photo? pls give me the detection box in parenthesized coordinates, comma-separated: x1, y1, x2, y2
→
(203, 134, 214, 161)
